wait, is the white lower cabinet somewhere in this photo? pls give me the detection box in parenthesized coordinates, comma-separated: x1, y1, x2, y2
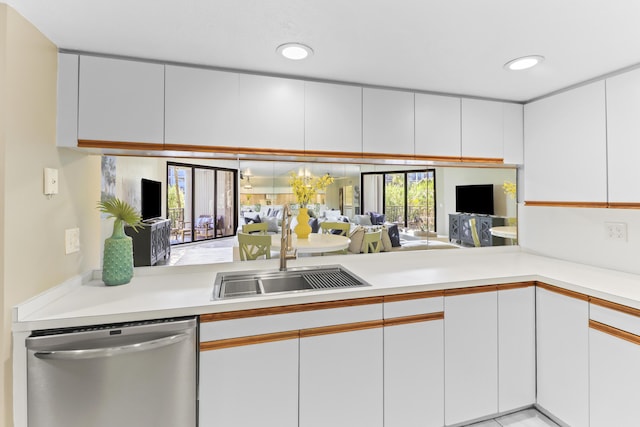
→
(383, 297, 445, 427)
(589, 304, 640, 427)
(445, 290, 498, 425)
(199, 337, 299, 427)
(498, 286, 536, 412)
(536, 287, 589, 427)
(299, 327, 383, 427)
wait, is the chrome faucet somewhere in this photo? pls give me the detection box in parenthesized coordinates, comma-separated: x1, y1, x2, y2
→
(280, 204, 297, 271)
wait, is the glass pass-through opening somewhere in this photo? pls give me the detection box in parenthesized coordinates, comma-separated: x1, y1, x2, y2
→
(100, 155, 517, 254)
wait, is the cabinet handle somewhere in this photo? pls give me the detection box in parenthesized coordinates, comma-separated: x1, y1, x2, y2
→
(589, 320, 640, 346)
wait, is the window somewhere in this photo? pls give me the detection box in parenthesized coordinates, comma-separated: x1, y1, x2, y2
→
(167, 162, 237, 244)
(362, 169, 436, 232)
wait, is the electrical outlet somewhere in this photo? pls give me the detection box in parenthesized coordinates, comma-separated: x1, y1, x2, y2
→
(605, 222, 627, 241)
(65, 228, 80, 254)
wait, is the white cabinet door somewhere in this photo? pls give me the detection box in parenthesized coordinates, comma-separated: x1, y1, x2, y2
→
(524, 81, 607, 203)
(498, 286, 535, 412)
(461, 99, 503, 160)
(199, 338, 299, 427)
(606, 68, 640, 204)
(503, 103, 524, 165)
(414, 93, 461, 158)
(300, 327, 383, 427)
(238, 74, 304, 151)
(590, 325, 640, 426)
(536, 287, 589, 427)
(56, 53, 79, 147)
(362, 88, 414, 156)
(164, 65, 238, 147)
(78, 56, 164, 144)
(444, 290, 498, 425)
(305, 81, 362, 154)
(384, 319, 444, 427)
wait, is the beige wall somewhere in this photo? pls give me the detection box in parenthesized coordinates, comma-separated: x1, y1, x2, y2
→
(0, 5, 101, 427)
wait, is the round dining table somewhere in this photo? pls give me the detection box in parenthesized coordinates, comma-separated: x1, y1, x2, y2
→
(271, 233, 350, 255)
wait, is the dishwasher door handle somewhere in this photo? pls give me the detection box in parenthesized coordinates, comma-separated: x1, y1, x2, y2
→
(33, 332, 191, 360)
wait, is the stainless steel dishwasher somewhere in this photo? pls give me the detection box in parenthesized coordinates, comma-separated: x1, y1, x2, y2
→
(26, 316, 197, 427)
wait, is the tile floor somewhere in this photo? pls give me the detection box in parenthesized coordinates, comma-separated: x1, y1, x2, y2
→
(466, 408, 559, 427)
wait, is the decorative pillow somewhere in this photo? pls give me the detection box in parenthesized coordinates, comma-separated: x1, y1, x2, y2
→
(370, 212, 386, 225)
(243, 212, 261, 224)
(308, 217, 319, 233)
(354, 214, 372, 226)
(380, 228, 393, 252)
(387, 224, 401, 247)
(265, 216, 279, 232)
(348, 226, 365, 253)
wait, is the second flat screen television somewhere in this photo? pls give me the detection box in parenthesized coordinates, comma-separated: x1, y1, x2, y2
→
(455, 184, 494, 215)
(141, 178, 162, 220)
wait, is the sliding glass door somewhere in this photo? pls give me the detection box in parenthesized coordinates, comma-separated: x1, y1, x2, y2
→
(362, 169, 436, 232)
(167, 162, 237, 244)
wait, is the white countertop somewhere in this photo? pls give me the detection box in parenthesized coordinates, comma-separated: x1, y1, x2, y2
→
(13, 246, 640, 331)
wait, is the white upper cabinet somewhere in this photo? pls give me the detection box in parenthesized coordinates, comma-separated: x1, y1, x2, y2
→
(524, 81, 607, 203)
(304, 81, 362, 154)
(78, 56, 164, 144)
(414, 93, 461, 158)
(606, 68, 640, 205)
(164, 65, 239, 147)
(238, 74, 304, 151)
(503, 103, 524, 164)
(461, 99, 504, 159)
(363, 88, 414, 156)
(56, 53, 79, 147)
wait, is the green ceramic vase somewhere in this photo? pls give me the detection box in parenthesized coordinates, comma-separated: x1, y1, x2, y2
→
(294, 207, 311, 239)
(102, 219, 134, 286)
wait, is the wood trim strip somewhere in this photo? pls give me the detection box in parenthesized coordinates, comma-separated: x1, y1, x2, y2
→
(444, 285, 499, 296)
(383, 290, 445, 303)
(200, 330, 300, 352)
(497, 282, 536, 291)
(361, 151, 418, 160)
(413, 154, 463, 163)
(536, 282, 590, 301)
(607, 202, 640, 209)
(524, 201, 609, 208)
(589, 320, 640, 346)
(459, 157, 504, 164)
(164, 143, 307, 157)
(200, 296, 384, 322)
(78, 140, 165, 151)
(590, 297, 640, 318)
(384, 312, 444, 327)
(300, 319, 384, 338)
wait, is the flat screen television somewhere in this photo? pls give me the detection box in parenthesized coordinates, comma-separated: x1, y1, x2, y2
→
(455, 184, 494, 215)
(141, 178, 162, 220)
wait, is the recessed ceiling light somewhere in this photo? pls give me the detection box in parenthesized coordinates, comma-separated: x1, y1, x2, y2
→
(277, 43, 313, 60)
(504, 55, 545, 71)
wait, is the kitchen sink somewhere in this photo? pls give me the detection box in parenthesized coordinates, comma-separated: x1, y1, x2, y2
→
(212, 265, 370, 300)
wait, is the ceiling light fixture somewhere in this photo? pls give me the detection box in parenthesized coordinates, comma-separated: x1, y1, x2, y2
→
(504, 55, 545, 71)
(277, 43, 313, 60)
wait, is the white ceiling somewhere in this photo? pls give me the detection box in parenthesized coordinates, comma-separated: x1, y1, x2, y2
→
(6, 0, 640, 102)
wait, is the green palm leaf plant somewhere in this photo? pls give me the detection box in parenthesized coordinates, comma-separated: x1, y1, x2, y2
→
(98, 198, 142, 286)
(97, 198, 143, 234)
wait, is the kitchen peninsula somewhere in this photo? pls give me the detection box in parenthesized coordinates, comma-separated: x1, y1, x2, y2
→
(12, 247, 640, 427)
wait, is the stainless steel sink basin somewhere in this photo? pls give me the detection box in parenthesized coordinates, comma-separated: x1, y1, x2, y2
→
(212, 265, 370, 300)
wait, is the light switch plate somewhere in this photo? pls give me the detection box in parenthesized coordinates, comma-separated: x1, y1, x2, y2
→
(44, 168, 59, 195)
(65, 228, 80, 254)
